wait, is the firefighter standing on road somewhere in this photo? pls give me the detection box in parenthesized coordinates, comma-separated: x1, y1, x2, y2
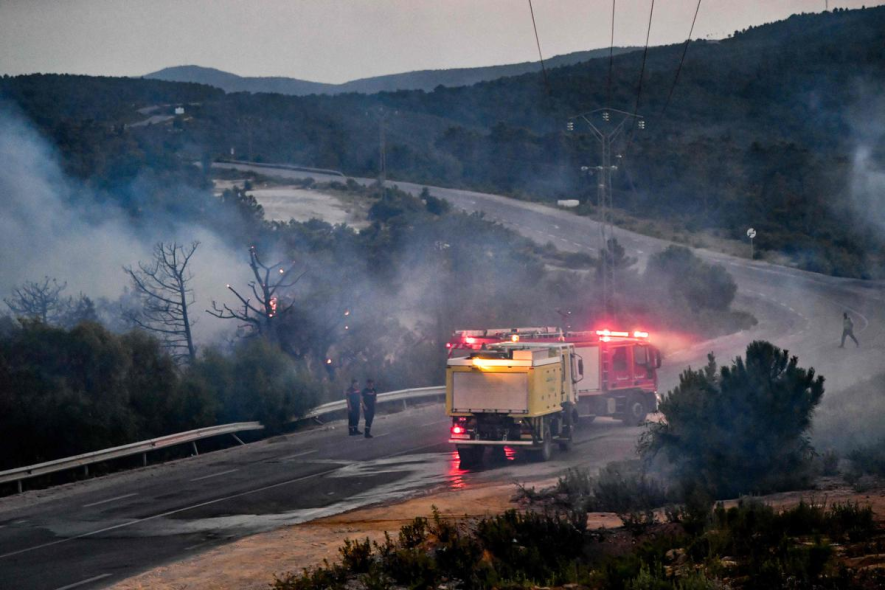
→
(840, 311, 860, 348)
(362, 379, 377, 439)
(345, 379, 362, 436)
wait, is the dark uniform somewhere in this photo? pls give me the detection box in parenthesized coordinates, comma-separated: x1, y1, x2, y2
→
(345, 381, 362, 435)
(362, 380, 377, 439)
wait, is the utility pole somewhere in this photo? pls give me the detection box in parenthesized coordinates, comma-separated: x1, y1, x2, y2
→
(379, 113, 386, 190)
(567, 108, 644, 317)
(367, 107, 395, 196)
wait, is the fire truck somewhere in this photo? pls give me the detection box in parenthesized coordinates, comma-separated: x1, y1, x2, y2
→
(446, 327, 661, 425)
(446, 342, 581, 465)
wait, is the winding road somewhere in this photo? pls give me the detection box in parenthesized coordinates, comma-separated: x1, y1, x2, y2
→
(1, 163, 881, 589)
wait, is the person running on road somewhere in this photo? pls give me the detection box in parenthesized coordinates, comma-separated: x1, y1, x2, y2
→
(361, 379, 378, 439)
(345, 379, 362, 435)
(840, 311, 859, 348)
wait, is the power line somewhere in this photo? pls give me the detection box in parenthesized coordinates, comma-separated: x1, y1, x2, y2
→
(606, 0, 616, 107)
(632, 0, 656, 120)
(661, 0, 703, 115)
(527, 0, 552, 95)
(622, 0, 655, 157)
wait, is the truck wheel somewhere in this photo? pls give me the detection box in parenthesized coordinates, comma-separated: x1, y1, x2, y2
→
(488, 446, 507, 463)
(457, 446, 483, 467)
(621, 395, 648, 426)
(534, 437, 553, 462)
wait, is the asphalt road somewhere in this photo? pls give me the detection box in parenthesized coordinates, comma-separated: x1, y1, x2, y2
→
(2, 162, 882, 589)
(0, 405, 640, 590)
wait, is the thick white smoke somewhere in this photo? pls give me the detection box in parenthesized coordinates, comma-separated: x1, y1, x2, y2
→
(0, 107, 249, 343)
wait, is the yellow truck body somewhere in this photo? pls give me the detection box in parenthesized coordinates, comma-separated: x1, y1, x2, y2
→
(446, 343, 582, 464)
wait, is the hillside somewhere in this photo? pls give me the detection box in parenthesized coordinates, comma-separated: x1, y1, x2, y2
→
(144, 47, 638, 96)
(143, 65, 335, 96)
(3, 8, 885, 278)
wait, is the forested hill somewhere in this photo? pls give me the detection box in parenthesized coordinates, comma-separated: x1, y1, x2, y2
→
(2, 7, 884, 277)
(144, 47, 639, 96)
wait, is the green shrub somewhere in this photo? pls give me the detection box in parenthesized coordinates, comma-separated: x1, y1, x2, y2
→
(820, 449, 840, 476)
(338, 537, 372, 574)
(382, 547, 437, 588)
(846, 441, 885, 480)
(591, 461, 671, 517)
(826, 501, 875, 542)
(475, 509, 586, 583)
(555, 467, 595, 502)
(398, 516, 428, 549)
(272, 560, 347, 590)
(641, 343, 824, 498)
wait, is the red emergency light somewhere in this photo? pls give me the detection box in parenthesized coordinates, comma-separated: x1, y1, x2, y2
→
(465, 337, 476, 344)
(451, 424, 465, 435)
(596, 329, 630, 338)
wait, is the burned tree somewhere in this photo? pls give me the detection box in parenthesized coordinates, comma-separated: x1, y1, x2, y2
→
(207, 246, 306, 341)
(124, 242, 200, 363)
(4, 277, 71, 323)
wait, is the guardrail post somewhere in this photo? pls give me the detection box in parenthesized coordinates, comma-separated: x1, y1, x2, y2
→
(17, 480, 22, 494)
(142, 452, 148, 467)
(402, 399, 408, 411)
(191, 442, 199, 456)
(231, 434, 245, 446)
(84, 465, 89, 477)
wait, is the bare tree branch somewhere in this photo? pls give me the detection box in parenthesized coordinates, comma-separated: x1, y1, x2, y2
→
(4, 277, 72, 324)
(124, 241, 200, 364)
(206, 245, 307, 342)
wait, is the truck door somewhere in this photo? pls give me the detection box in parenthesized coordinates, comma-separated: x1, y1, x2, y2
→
(610, 345, 632, 389)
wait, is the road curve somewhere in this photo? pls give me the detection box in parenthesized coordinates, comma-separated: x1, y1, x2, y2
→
(1, 163, 881, 589)
(215, 162, 885, 395)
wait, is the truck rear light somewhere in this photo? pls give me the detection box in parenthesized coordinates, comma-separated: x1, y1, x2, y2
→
(451, 418, 469, 438)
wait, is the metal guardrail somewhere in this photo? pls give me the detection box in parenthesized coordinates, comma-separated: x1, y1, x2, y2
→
(1, 386, 444, 495)
(0, 422, 264, 494)
(302, 385, 445, 421)
(215, 159, 346, 177)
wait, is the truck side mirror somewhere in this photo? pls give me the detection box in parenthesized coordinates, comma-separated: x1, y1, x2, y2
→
(576, 357, 584, 382)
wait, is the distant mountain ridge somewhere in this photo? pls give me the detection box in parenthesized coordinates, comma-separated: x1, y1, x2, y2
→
(143, 47, 638, 96)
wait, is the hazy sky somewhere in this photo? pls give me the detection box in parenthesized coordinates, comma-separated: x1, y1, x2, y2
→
(0, 1, 880, 83)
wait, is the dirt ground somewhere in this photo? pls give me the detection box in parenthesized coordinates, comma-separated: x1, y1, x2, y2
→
(212, 179, 370, 228)
(109, 480, 528, 589)
(111, 476, 885, 590)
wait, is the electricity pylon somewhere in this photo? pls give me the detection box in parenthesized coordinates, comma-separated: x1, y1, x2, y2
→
(567, 108, 644, 316)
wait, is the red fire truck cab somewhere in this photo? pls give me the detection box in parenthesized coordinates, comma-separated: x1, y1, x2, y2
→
(446, 327, 661, 425)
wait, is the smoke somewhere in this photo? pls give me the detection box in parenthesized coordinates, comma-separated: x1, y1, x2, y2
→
(0, 106, 249, 343)
(849, 145, 885, 233)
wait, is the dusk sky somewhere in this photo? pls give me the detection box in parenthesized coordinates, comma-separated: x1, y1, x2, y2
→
(0, 0, 880, 83)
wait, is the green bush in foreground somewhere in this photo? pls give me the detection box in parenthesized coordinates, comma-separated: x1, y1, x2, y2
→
(641, 342, 825, 498)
